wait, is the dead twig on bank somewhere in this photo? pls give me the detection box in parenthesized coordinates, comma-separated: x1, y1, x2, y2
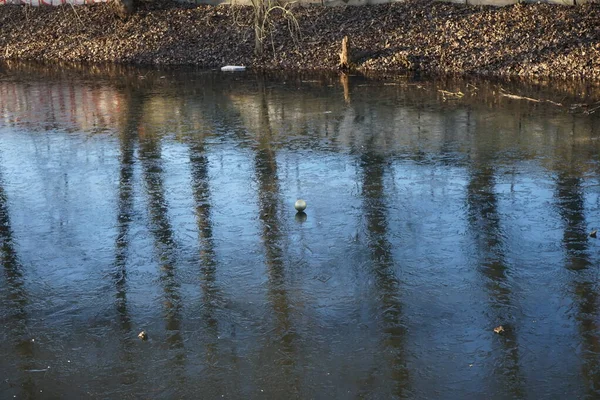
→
(22, 4, 31, 22)
(67, 2, 84, 28)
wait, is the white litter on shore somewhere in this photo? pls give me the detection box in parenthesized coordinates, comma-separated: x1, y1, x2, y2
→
(221, 65, 246, 72)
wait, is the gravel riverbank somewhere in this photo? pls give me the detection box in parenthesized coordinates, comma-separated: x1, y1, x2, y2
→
(0, 0, 598, 80)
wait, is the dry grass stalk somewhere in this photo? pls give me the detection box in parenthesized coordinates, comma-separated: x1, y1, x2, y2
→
(251, 0, 300, 56)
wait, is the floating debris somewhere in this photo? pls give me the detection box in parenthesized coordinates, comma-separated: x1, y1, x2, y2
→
(138, 331, 148, 340)
(221, 65, 246, 72)
(493, 325, 505, 334)
(295, 199, 307, 212)
(25, 366, 50, 373)
(438, 89, 464, 99)
(590, 230, 597, 238)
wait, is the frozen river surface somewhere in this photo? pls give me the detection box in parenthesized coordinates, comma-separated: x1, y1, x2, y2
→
(1, 64, 600, 399)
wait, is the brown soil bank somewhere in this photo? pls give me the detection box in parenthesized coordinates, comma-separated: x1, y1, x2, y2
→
(0, 0, 598, 80)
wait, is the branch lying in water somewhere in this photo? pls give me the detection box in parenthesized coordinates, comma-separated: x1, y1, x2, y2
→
(499, 89, 600, 114)
(570, 101, 600, 115)
(25, 367, 50, 373)
(500, 91, 563, 107)
(438, 90, 464, 100)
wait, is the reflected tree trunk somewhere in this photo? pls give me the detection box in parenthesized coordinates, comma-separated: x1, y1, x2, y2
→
(360, 151, 410, 398)
(138, 109, 186, 380)
(188, 136, 230, 391)
(111, 88, 143, 385)
(0, 166, 25, 315)
(554, 170, 600, 395)
(0, 163, 36, 398)
(114, 126, 135, 331)
(466, 163, 524, 398)
(555, 173, 591, 271)
(253, 78, 298, 394)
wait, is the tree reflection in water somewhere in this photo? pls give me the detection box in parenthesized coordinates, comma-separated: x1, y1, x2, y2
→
(360, 150, 410, 398)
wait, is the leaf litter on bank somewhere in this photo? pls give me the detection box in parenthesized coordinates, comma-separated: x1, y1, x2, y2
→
(0, 0, 598, 80)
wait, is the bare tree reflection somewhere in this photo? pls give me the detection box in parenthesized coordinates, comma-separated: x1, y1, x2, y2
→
(466, 162, 524, 398)
(188, 134, 230, 392)
(555, 173, 591, 271)
(0, 166, 26, 321)
(253, 77, 298, 394)
(554, 170, 600, 396)
(138, 122, 186, 376)
(0, 163, 36, 398)
(360, 151, 410, 398)
(111, 88, 142, 385)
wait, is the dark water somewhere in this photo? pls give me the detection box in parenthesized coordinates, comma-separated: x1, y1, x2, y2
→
(1, 64, 600, 399)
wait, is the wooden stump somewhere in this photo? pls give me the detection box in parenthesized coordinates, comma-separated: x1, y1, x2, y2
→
(339, 36, 350, 70)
